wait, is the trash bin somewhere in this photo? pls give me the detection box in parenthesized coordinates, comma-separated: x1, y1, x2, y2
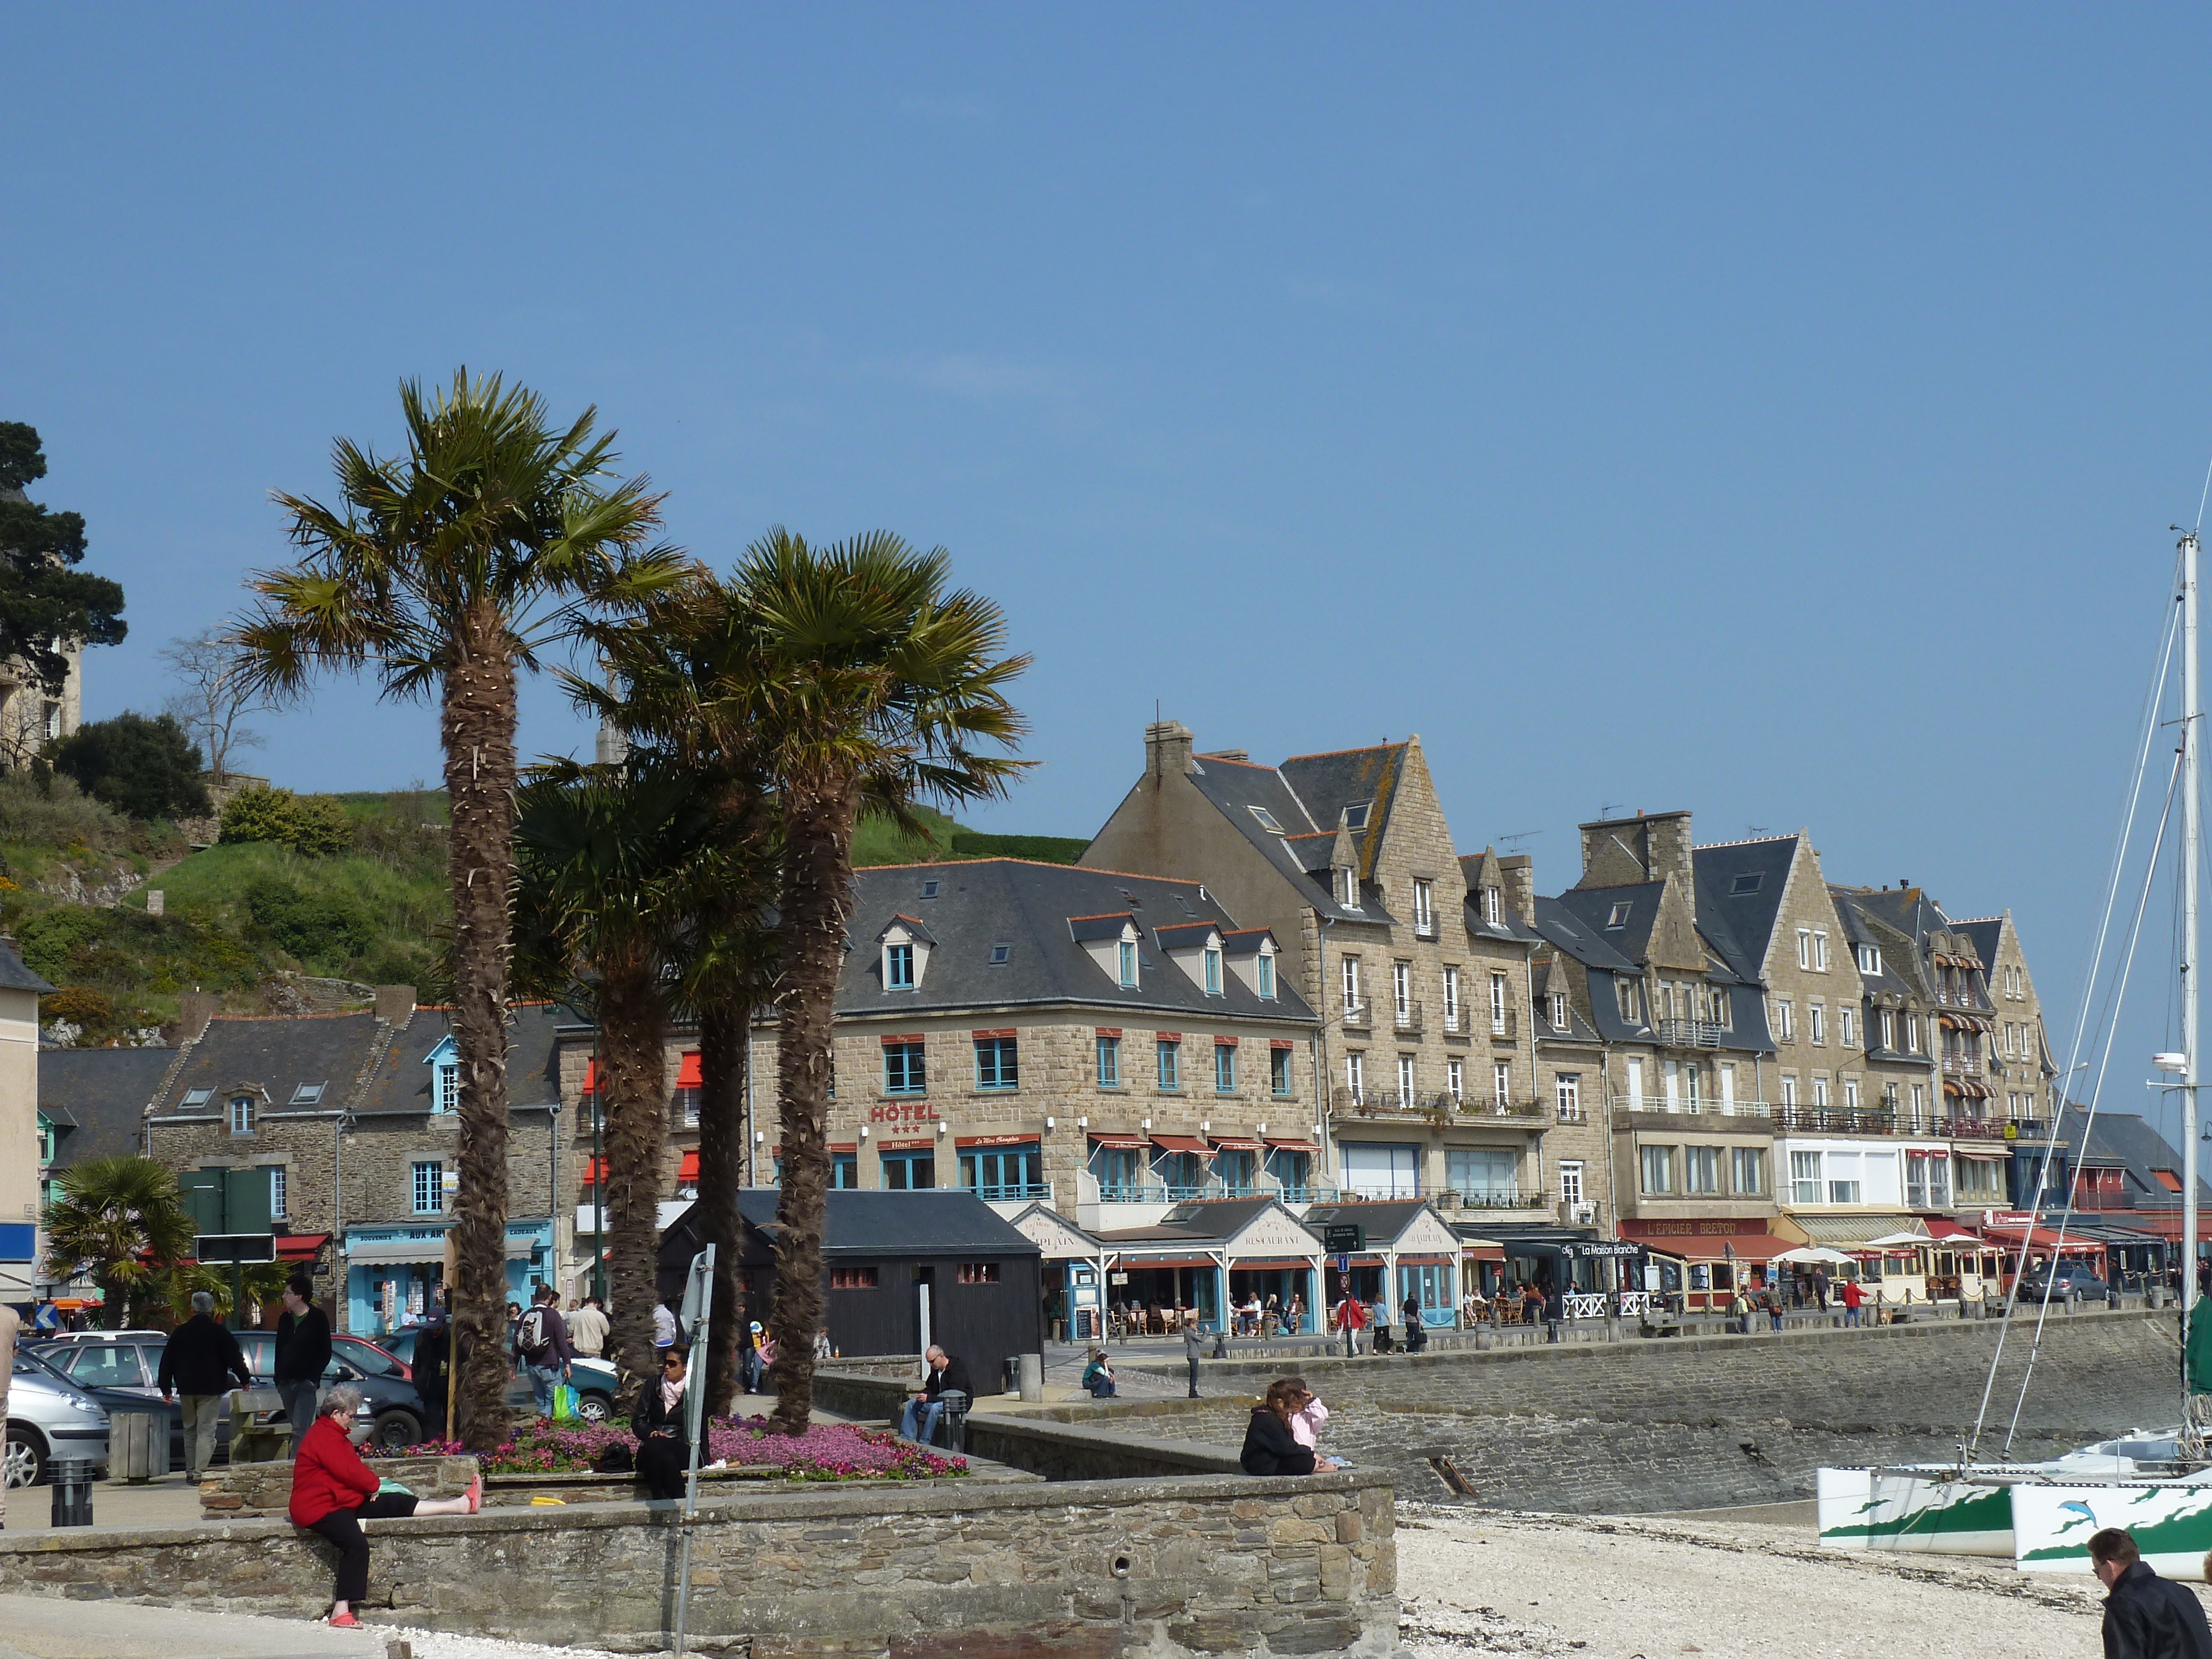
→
(111, 1410, 169, 1483)
(50, 1458, 93, 1527)
(934, 1389, 971, 1454)
(1001, 1357, 1020, 1396)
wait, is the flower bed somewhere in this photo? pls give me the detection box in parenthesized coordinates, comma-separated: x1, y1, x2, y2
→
(372, 1414, 966, 1481)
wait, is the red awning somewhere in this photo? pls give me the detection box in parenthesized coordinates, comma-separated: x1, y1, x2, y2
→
(1212, 1138, 1265, 1151)
(676, 1051, 702, 1088)
(1089, 1133, 1149, 1150)
(957, 1134, 1039, 1149)
(581, 1156, 608, 1184)
(1461, 1244, 1506, 1262)
(1918, 1217, 1984, 1241)
(1396, 1253, 1455, 1266)
(274, 1233, 330, 1262)
(1151, 1135, 1215, 1156)
(678, 1150, 700, 1182)
(1233, 1258, 1319, 1271)
(1640, 1229, 1801, 1262)
(582, 1058, 600, 1095)
(1263, 1138, 1321, 1153)
(1976, 1223, 2102, 1254)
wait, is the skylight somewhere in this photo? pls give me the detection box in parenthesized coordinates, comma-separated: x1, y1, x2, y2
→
(1343, 803, 1371, 830)
(988, 943, 1011, 966)
(290, 1082, 325, 1105)
(182, 1088, 212, 1108)
(1605, 903, 1631, 928)
(1248, 805, 1284, 833)
(1730, 873, 1762, 895)
(920, 880, 940, 899)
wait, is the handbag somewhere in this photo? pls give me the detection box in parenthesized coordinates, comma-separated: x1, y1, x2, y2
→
(553, 1383, 580, 1420)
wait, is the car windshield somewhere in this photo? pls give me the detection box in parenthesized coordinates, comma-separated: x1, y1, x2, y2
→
(13, 1350, 72, 1383)
(337, 1339, 404, 1378)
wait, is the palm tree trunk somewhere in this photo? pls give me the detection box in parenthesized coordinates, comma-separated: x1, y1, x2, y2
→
(599, 958, 669, 1411)
(768, 780, 858, 1436)
(695, 991, 749, 1417)
(443, 606, 518, 1452)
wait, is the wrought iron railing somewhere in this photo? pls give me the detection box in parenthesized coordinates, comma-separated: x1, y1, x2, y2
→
(1656, 1018, 1725, 1048)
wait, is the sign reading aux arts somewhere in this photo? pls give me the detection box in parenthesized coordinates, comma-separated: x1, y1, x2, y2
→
(869, 1100, 942, 1126)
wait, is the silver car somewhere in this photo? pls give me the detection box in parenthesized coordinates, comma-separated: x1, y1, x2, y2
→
(5, 1349, 111, 1487)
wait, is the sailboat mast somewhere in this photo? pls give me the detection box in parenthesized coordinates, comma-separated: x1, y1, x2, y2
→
(2185, 530, 2200, 1318)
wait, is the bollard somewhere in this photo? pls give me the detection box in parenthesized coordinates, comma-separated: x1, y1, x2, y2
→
(1018, 1353, 1043, 1404)
(49, 1458, 93, 1527)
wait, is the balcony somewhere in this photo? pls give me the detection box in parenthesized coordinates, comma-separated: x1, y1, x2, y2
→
(1772, 1104, 1901, 1136)
(1432, 1188, 1548, 1212)
(1333, 1088, 1546, 1126)
(965, 1182, 1052, 1203)
(1489, 1009, 1517, 1044)
(1392, 1003, 1424, 1035)
(1459, 1095, 1548, 1124)
(1342, 1003, 1371, 1031)
(1942, 1054, 1983, 1077)
(1656, 1018, 1725, 1049)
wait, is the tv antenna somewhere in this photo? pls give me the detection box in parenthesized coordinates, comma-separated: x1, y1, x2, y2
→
(1496, 830, 1542, 850)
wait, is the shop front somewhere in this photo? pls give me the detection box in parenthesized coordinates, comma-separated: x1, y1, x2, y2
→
(1008, 1201, 1110, 1341)
(344, 1218, 554, 1338)
(1616, 1217, 1802, 1311)
(1464, 1224, 1654, 1317)
(1975, 1210, 2109, 1291)
(1094, 1196, 1326, 1335)
(1303, 1200, 1463, 1328)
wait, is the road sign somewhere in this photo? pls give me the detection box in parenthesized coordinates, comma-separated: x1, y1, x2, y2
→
(1335, 1253, 1350, 1272)
(194, 1233, 276, 1262)
(1323, 1224, 1364, 1255)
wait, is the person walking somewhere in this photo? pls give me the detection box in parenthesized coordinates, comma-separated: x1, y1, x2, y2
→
(157, 1290, 251, 1483)
(1766, 1283, 1786, 1333)
(1333, 1290, 1367, 1358)
(2090, 1527, 2212, 1657)
(290, 1383, 478, 1627)
(633, 1345, 692, 1501)
(1401, 1295, 1428, 1354)
(415, 1309, 451, 1441)
(653, 1296, 679, 1353)
(515, 1285, 574, 1418)
(567, 1294, 609, 1360)
(0, 1297, 16, 1531)
(1183, 1317, 1208, 1397)
(274, 1275, 332, 1452)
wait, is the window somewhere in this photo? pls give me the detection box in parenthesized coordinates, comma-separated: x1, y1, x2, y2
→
(1709, 987, 1729, 1027)
(831, 1265, 879, 1289)
(1203, 947, 1223, 995)
(1091, 1141, 1144, 1196)
(988, 943, 1012, 966)
(884, 1042, 926, 1095)
(1447, 1059, 1464, 1099)
(412, 1160, 443, 1215)
(881, 1149, 935, 1190)
(1879, 1009, 1896, 1050)
(1607, 902, 1631, 928)
(961, 1144, 1041, 1199)
(1639, 1146, 1675, 1194)
(1856, 943, 1881, 976)
(957, 1262, 1001, 1285)
(1839, 1008, 1855, 1048)
(1257, 953, 1276, 999)
(1556, 1072, 1582, 1119)
(886, 943, 915, 990)
(1393, 961, 1412, 1024)
(676, 1084, 701, 1127)
(1779, 1073, 1798, 1107)
(1249, 805, 1284, 833)
(35, 1112, 55, 1165)
(1550, 992, 1569, 1030)
(1270, 1046, 1292, 1096)
(182, 1087, 213, 1110)
(1684, 1063, 1702, 1112)
(228, 1095, 254, 1136)
(1442, 967, 1462, 1032)
(1843, 1076, 1860, 1111)
(1214, 1043, 1237, 1093)
(1343, 802, 1371, 830)
(1730, 872, 1764, 895)
(1413, 879, 1435, 935)
(1775, 1000, 1795, 1042)
(1157, 1037, 1182, 1090)
(1490, 973, 1509, 1034)
(1117, 940, 1139, 988)
(1813, 931, 1829, 972)
(1791, 1151, 1822, 1205)
(831, 1150, 858, 1188)
(1396, 1054, 1416, 1104)
(1684, 1146, 1720, 1194)
(1958, 1157, 2004, 1198)
(1796, 928, 1812, 969)
(1483, 886, 1502, 926)
(1827, 1156, 1862, 1205)
(1097, 1035, 1121, 1087)
(1907, 1014, 1923, 1054)
(435, 1061, 459, 1114)
(290, 1082, 325, 1106)
(1615, 977, 1639, 1022)
(920, 880, 940, 899)
(1812, 1075, 1830, 1109)
(1342, 956, 1363, 1013)
(1809, 1003, 1825, 1045)
(1732, 1147, 1765, 1194)
(1265, 1144, 1311, 1194)
(1345, 1051, 1364, 1098)
(1338, 867, 1361, 909)
(1911, 1082, 1928, 1116)
(1625, 1056, 1645, 1109)
(268, 1166, 287, 1220)
(1558, 1160, 1584, 1207)
(1448, 1147, 1518, 1199)
(1339, 1140, 1418, 1198)
(973, 1036, 1019, 1090)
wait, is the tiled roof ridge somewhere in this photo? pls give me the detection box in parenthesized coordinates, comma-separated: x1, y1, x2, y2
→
(145, 1022, 206, 1121)
(1065, 910, 1135, 922)
(857, 856, 1205, 888)
(1279, 742, 1405, 763)
(1282, 831, 1334, 841)
(345, 1019, 406, 1115)
(1692, 834, 1797, 851)
(202, 1008, 380, 1024)
(1194, 754, 1274, 769)
(1947, 915, 2004, 925)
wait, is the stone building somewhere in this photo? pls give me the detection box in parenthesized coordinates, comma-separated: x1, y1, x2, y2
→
(0, 940, 52, 1302)
(1081, 721, 1552, 1227)
(0, 645, 80, 770)
(138, 992, 565, 1335)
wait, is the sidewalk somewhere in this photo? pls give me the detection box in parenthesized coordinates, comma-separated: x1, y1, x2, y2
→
(0, 1595, 634, 1659)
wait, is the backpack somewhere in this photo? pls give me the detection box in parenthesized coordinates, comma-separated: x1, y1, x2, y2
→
(519, 1306, 552, 1360)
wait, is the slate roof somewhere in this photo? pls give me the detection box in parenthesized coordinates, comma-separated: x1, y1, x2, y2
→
(1457, 856, 1542, 945)
(150, 1010, 387, 1118)
(1950, 918, 2005, 969)
(0, 938, 54, 995)
(351, 1004, 564, 1116)
(1528, 961, 1603, 1044)
(1279, 743, 1408, 869)
(726, 1189, 1042, 1256)
(1090, 1195, 1291, 1246)
(1689, 837, 1799, 980)
(1532, 895, 1640, 974)
(38, 1047, 170, 1170)
(2057, 1106, 2212, 1211)
(1300, 1199, 1436, 1245)
(1546, 882, 1667, 968)
(1828, 888, 1926, 1003)
(842, 860, 1316, 1027)
(1180, 759, 1368, 921)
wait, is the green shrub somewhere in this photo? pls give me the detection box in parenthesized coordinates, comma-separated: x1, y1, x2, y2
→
(242, 875, 374, 966)
(18, 906, 106, 982)
(49, 712, 211, 821)
(43, 985, 114, 1033)
(0, 770, 129, 851)
(221, 786, 352, 857)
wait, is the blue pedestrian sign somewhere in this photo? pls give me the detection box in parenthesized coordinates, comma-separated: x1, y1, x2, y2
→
(1335, 1253, 1350, 1272)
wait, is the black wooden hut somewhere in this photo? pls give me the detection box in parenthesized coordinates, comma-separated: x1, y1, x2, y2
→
(658, 1189, 1044, 1384)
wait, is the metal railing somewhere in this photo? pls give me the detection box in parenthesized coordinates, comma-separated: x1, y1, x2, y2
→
(1393, 1003, 1423, 1034)
(963, 1181, 1052, 1203)
(1656, 1018, 1726, 1048)
(1490, 1008, 1517, 1041)
(1942, 1054, 1983, 1076)
(1342, 1003, 1371, 1030)
(1432, 1188, 1547, 1211)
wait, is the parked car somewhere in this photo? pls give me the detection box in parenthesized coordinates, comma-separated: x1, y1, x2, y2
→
(5, 1348, 110, 1487)
(382, 1327, 617, 1425)
(2018, 1264, 2112, 1303)
(234, 1331, 428, 1447)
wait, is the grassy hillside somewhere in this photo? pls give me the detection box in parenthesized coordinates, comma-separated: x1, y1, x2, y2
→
(851, 803, 1088, 868)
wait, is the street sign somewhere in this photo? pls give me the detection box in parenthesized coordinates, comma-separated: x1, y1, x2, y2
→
(1323, 1224, 1364, 1255)
(1335, 1253, 1350, 1272)
(194, 1233, 276, 1262)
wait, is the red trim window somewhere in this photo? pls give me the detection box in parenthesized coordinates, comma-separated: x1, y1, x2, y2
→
(957, 1262, 1001, 1285)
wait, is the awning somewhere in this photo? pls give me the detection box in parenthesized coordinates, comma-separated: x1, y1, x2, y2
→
(1233, 1258, 1320, 1271)
(1264, 1139, 1321, 1154)
(676, 1051, 702, 1088)
(1460, 1243, 1507, 1262)
(1976, 1221, 2104, 1254)
(1108, 1254, 1219, 1271)
(347, 1234, 544, 1266)
(1089, 1133, 1149, 1150)
(1211, 1138, 1266, 1152)
(1856, 1230, 1938, 1249)
(1792, 1213, 1930, 1249)
(1919, 1217, 1986, 1241)
(1151, 1135, 1215, 1156)
(1396, 1253, 1455, 1266)
(274, 1232, 331, 1262)
(1640, 1229, 1800, 1262)
(582, 1058, 600, 1095)
(679, 1150, 700, 1182)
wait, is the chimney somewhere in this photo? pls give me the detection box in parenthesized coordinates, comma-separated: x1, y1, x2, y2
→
(1576, 809, 1694, 891)
(1146, 719, 1196, 780)
(178, 992, 220, 1044)
(1201, 748, 1249, 763)
(374, 984, 418, 1027)
(1498, 854, 1537, 926)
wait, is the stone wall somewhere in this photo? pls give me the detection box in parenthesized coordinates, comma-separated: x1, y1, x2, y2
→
(0, 1470, 1399, 1658)
(1116, 1305, 2182, 1514)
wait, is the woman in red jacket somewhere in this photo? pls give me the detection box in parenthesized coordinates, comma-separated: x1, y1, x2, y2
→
(289, 1383, 479, 1627)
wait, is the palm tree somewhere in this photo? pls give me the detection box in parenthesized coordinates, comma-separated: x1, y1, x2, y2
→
(43, 1155, 195, 1329)
(734, 529, 1029, 1433)
(512, 758, 713, 1403)
(236, 371, 685, 1447)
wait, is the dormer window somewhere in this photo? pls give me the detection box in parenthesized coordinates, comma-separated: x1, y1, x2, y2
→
(435, 1060, 459, 1113)
(1412, 879, 1434, 935)
(228, 1095, 255, 1136)
(1257, 952, 1276, 999)
(1483, 886, 1502, 926)
(1203, 946, 1223, 995)
(886, 942, 915, 989)
(1249, 806, 1284, 833)
(1118, 939, 1140, 988)
(1551, 992, 1569, 1030)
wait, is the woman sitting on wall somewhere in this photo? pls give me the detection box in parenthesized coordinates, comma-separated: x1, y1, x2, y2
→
(1240, 1379, 1323, 1477)
(290, 1383, 478, 1629)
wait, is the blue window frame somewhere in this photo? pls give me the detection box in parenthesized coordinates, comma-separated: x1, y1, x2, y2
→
(884, 1042, 926, 1094)
(831, 1151, 858, 1188)
(961, 1143, 1044, 1201)
(1096, 1034, 1120, 1086)
(1118, 940, 1139, 988)
(1154, 1150, 1211, 1195)
(1214, 1043, 1237, 1093)
(1089, 1141, 1144, 1199)
(881, 1149, 935, 1190)
(1265, 1146, 1312, 1196)
(1217, 1147, 1258, 1193)
(974, 1036, 1019, 1091)
(1156, 1039, 1181, 1090)
(886, 942, 915, 989)
(1257, 953, 1276, 999)
(1203, 947, 1223, 995)
(1270, 1046, 1292, 1096)
(411, 1160, 443, 1215)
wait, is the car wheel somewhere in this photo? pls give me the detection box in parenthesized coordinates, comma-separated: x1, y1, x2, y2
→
(575, 1391, 612, 1426)
(4, 1425, 45, 1489)
(370, 1410, 423, 1449)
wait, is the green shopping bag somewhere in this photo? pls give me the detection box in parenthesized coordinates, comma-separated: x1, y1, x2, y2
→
(553, 1382, 580, 1421)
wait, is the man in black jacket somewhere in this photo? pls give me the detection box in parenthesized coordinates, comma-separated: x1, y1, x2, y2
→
(899, 1346, 972, 1444)
(2090, 1527, 2212, 1658)
(273, 1275, 332, 1455)
(158, 1290, 252, 1482)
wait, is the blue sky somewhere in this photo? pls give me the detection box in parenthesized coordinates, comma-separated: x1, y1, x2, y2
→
(8, 9, 2212, 1138)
